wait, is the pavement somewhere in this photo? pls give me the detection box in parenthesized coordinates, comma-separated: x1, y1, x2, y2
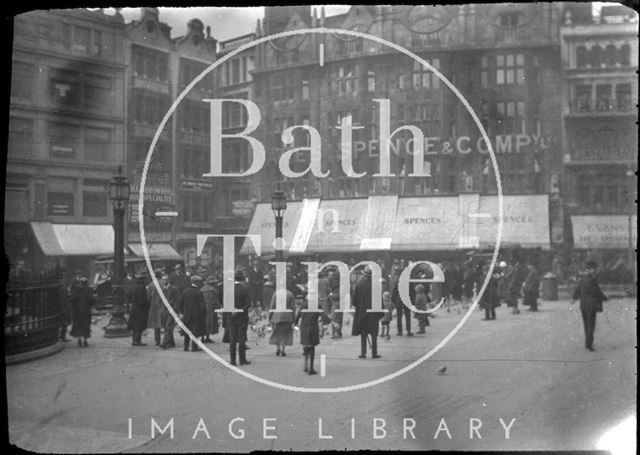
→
(6, 297, 637, 453)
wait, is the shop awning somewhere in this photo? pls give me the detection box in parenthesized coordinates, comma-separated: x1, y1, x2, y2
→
(571, 215, 637, 249)
(391, 196, 462, 250)
(128, 243, 182, 260)
(305, 198, 369, 253)
(31, 222, 116, 256)
(477, 194, 551, 250)
(390, 194, 551, 251)
(239, 201, 305, 255)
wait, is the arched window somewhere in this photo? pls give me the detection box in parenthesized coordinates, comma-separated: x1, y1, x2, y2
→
(576, 46, 588, 67)
(619, 44, 631, 66)
(605, 44, 617, 66)
(590, 45, 603, 67)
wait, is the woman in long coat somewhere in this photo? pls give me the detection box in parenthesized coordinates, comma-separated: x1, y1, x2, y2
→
(268, 286, 295, 356)
(294, 299, 321, 375)
(69, 277, 94, 347)
(200, 276, 219, 343)
(146, 271, 164, 346)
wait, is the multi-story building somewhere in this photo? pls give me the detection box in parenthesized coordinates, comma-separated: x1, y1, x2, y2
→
(124, 8, 217, 267)
(209, 32, 256, 258)
(241, 5, 564, 261)
(560, 3, 637, 274)
(6, 9, 127, 276)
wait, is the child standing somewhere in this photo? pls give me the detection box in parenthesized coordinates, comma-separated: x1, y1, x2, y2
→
(294, 301, 322, 375)
(414, 284, 430, 334)
(379, 291, 393, 340)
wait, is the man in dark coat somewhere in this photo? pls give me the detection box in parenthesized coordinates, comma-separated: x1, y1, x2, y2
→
(328, 267, 343, 339)
(169, 264, 190, 293)
(507, 259, 528, 314)
(159, 272, 181, 349)
(127, 272, 150, 346)
(248, 261, 264, 309)
(351, 266, 384, 359)
(228, 269, 252, 366)
(178, 275, 206, 352)
(69, 276, 94, 347)
(391, 267, 416, 337)
(444, 262, 463, 308)
(572, 261, 608, 351)
(477, 263, 499, 320)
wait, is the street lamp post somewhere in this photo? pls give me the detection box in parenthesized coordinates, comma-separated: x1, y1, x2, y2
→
(271, 188, 287, 263)
(104, 165, 132, 338)
(626, 168, 636, 280)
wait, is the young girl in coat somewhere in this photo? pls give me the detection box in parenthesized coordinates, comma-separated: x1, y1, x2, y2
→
(414, 284, 430, 334)
(379, 291, 393, 340)
(294, 300, 322, 375)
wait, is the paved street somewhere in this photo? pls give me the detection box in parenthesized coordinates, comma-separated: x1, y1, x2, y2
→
(7, 297, 636, 452)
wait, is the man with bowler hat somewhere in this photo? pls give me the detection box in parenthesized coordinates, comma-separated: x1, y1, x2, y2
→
(351, 266, 384, 359)
(128, 271, 150, 346)
(229, 269, 252, 366)
(178, 275, 206, 352)
(572, 261, 608, 351)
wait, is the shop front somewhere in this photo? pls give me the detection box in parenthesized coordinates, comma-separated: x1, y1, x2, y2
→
(570, 214, 636, 283)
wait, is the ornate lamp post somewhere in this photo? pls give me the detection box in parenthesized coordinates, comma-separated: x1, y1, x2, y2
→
(104, 165, 131, 337)
(271, 187, 287, 263)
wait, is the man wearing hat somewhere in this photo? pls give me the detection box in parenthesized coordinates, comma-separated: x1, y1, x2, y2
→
(146, 270, 166, 346)
(128, 272, 150, 346)
(178, 275, 206, 352)
(169, 264, 190, 293)
(228, 269, 252, 366)
(351, 266, 384, 359)
(201, 275, 220, 343)
(159, 272, 181, 349)
(572, 261, 608, 351)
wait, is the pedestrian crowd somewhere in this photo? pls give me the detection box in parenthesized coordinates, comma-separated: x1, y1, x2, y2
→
(52, 252, 610, 374)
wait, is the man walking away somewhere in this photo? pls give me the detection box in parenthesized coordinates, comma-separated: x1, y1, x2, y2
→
(229, 269, 252, 366)
(351, 266, 384, 359)
(572, 261, 608, 351)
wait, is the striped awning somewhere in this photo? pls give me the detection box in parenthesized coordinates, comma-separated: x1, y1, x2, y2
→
(31, 222, 116, 256)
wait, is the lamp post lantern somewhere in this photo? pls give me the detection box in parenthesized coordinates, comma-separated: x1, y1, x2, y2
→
(104, 165, 132, 337)
(271, 188, 287, 263)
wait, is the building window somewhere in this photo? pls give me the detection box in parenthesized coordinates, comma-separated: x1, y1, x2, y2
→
(575, 85, 592, 112)
(84, 127, 111, 162)
(412, 59, 440, 89)
(133, 93, 170, 125)
(183, 194, 210, 222)
(85, 74, 113, 111)
(133, 46, 169, 81)
(595, 84, 613, 111)
(180, 100, 209, 134)
(576, 46, 588, 67)
(367, 69, 376, 92)
(338, 64, 359, 94)
(496, 53, 524, 85)
(8, 117, 33, 157)
(496, 101, 526, 135)
(590, 45, 603, 67)
(50, 122, 80, 159)
(182, 149, 208, 178)
(271, 72, 295, 101)
(339, 37, 363, 54)
(83, 180, 108, 217)
(92, 30, 102, 56)
(181, 58, 213, 93)
(49, 69, 81, 107)
(480, 56, 489, 88)
(11, 62, 33, 100)
(302, 78, 309, 100)
(47, 192, 75, 216)
(619, 44, 631, 66)
(616, 83, 632, 111)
